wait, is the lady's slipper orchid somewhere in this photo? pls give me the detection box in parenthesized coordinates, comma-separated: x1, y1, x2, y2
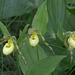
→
(3, 39, 14, 55)
(29, 32, 39, 47)
(68, 34, 75, 48)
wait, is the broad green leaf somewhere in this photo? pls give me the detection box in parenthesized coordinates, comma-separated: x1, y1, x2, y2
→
(27, 55, 66, 75)
(47, 0, 66, 41)
(0, 0, 44, 19)
(66, 6, 75, 15)
(32, 1, 48, 35)
(0, 22, 10, 35)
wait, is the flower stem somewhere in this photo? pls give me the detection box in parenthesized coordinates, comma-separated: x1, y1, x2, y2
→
(17, 49, 28, 70)
(40, 35, 55, 55)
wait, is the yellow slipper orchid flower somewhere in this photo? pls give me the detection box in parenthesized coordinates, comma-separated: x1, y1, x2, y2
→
(29, 31, 39, 47)
(68, 34, 75, 48)
(3, 39, 14, 55)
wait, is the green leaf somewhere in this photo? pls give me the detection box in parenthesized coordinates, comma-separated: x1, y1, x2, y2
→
(0, 22, 10, 35)
(0, 0, 44, 19)
(27, 55, 66, 75)
(64, 10, 75, 31)
(32, 1, 48, 35)
(66, 6, 75, 15)
(47, 0, 66, 41)
(19, 40, 47, 75)
(18, 24, 29, 43)
(57, 20, 63, 41)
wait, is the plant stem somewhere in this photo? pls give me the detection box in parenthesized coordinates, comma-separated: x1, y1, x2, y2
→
(37, 45, 39, 61)
(17, 49, 28, 70)
(40, 35, 55, 55)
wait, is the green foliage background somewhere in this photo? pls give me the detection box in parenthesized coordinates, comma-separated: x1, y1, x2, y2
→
(0, 0, 75, 75)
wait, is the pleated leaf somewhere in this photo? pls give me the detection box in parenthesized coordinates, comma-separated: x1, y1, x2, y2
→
(32, 1, 48, 35)
(27, 55, 66, 75)
(47, 0, 66, 41)
(0, 0, 44, 19)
